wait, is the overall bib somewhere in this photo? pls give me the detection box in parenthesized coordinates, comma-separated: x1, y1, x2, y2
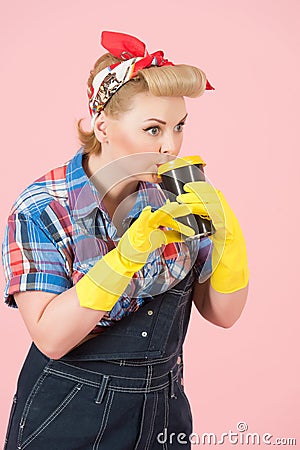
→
(5, 269, 196, 450)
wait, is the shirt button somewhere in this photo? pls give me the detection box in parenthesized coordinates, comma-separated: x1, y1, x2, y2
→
(147, 310, 153, 316)
(177, 356, 181, 365)
(141, 331, 148, 337)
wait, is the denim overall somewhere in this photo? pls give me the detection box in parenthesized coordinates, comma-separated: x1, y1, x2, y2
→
(5, 269, 196, 450)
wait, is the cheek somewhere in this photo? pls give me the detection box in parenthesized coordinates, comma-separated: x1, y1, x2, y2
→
(128, 133, 156, 153)
(117, 133, 151, 155)
(177, 133, 184, 148)
(111, 125, 157, 154)
(112, 132, 135, 153)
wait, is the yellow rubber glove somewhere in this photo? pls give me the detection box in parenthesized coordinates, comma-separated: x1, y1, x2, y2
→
(176, 182, 249, 293)
(75, 201, 195, 311)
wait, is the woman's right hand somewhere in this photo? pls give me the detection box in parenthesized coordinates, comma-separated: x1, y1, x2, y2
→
(76, 201, 195, 312)
(116, 201, 195, 269)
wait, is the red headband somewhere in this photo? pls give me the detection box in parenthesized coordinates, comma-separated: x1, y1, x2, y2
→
(89, 31, 215, 128)
(101, 31, 215, 90)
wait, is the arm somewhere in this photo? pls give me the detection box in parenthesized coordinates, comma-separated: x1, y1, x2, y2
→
(3, 210, 105, 359)
(14, 288, 106, 360)
(177, 179, 250, 326)
(9, 202, 195, 359)
(192, 278, 249, 328)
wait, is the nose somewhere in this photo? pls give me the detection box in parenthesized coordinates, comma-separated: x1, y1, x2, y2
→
(159, 135, 179, 156)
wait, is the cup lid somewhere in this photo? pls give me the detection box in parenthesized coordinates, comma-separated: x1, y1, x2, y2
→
(157, 155, 206, 175)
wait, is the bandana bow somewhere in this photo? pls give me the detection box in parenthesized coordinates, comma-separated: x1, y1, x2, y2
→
(101, 31, 174, 78)
(101, 31, 214, 89)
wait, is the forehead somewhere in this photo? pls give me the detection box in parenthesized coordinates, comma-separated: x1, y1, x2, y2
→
(124, 91, 186, 119)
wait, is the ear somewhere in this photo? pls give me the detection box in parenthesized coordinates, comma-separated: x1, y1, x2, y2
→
(94, 111, 109, 143)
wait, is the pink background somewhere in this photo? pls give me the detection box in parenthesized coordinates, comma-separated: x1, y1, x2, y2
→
(1, 0, 299, 446)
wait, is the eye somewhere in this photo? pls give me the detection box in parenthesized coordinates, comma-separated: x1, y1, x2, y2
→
(144, 126, 160, 136)
(175, 122, 185, 132)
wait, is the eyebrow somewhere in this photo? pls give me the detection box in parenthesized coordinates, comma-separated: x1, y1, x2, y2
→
(143, 113, 188, 125)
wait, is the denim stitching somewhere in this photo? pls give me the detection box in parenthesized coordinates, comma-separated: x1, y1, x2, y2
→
(105, 351, 179, 366)
(44, 367, 100, 387)
(152, 290, 189, 356)
(175, 380, 192, 423)
(45, 362, 179, 386)
(164, 388, 169, 450)
(50, 361, 177, 381)
(95, 375, 110, 404)
(88, 286, 192, 366)
(8, 272, 194, 449)
(92, 390, 114, 450)
(4, 394, 17, 449)
(169, 370, 177, 399)
(95, 294, 191, 367)
(106, 380, 174, 393)
(145, 364, 152, 392)
(44, 363, 179, 393)
(133, 394, 147, 450)
(145, 390, 158, 450)
(45, 365, 174, 384)
(17, 368, 50, 449)
(20, 383, 83, 449)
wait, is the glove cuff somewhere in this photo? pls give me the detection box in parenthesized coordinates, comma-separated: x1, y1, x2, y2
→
(210, 236, 249, 294)
(75, 248, 138, 311)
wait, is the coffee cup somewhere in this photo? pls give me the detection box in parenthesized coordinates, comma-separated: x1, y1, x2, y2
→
(157, 155, 215, 239)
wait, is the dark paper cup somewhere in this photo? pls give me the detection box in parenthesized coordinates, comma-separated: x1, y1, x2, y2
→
(157, 156, 215, 239)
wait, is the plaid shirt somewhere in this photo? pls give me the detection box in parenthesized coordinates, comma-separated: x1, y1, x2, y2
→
(2, 147, 212, 329)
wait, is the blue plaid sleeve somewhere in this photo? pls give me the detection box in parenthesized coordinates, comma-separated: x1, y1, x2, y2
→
(2, 212, 72, 308)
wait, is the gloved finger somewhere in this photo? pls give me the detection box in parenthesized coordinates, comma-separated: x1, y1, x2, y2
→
(147, 228, 183, 249)
(180, 184, 224, 219)
(176, 193, 224, 229)
(157, 216, 195, 237)
(176, 192, 206, 204)
(184, 203, 212, 219)
(138, 205, 153, 218)
(178, 202, 227, 236)
(131, 205, 153, 231)
(161, 229, 185, 245)
(157, 201, 194, 218)
(147, 229, 185, 248)
(148, 201, 194, 228)
(181, 182, 225, 218)
(183, 181, 215, 194)
(185, 185, 221, 203)
(143, 228, 185, 253)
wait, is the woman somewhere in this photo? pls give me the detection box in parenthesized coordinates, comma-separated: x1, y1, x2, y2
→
(2, 31, 249, 449)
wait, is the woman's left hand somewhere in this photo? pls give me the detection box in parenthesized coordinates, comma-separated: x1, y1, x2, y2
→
(176, 181, 249, 294)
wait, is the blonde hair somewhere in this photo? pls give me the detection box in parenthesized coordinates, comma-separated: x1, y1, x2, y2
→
(77, 53, 207, 157)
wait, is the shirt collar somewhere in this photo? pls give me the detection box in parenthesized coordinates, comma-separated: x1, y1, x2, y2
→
(66, 147, 167, 225)
(66, 147, 101, 220)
